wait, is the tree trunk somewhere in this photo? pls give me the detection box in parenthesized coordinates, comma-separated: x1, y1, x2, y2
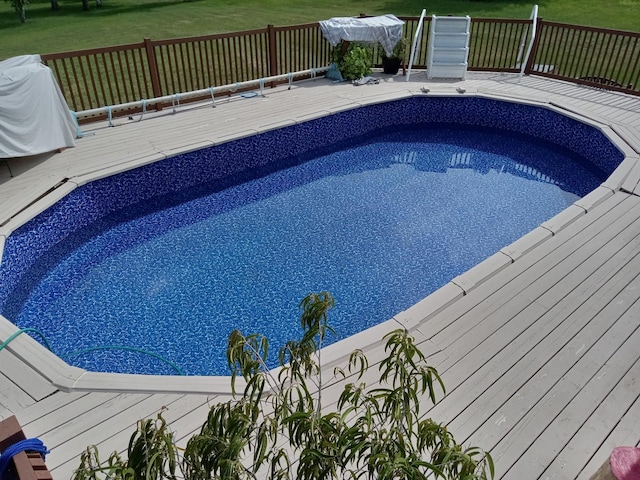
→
(51, 0, 60, 10)
(82, 0, 89, 11)
(20, 6, 26, 23)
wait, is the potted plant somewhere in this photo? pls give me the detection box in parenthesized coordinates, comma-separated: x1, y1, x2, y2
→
(331, 42, 373, 80)
(381, 37, 407, 74)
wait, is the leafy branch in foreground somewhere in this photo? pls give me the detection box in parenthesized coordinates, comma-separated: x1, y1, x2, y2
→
(73, 291, 494, 480)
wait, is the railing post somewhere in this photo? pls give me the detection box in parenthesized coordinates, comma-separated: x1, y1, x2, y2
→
(524, 17, 544, 75)
(144, 38, 163, 108)
(267, 24, 278, 79)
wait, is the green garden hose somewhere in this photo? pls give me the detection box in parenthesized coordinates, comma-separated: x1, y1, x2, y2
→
(1, 329, 184, 375)
(0, 328, 53, 352)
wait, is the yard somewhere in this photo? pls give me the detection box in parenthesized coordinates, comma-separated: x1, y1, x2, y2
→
(1, 0, 639, 59)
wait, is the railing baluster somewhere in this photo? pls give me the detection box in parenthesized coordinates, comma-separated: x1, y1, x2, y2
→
(564, 27, 581, 79)
(552, 25, 567, 76)
(619, 36, 638, 87)
(60, 58, 77, 111)
(625, 37, 640, 88)
(598, 32, 616, 79)
(184, 41, 194, 91)
(95, 53, 108, 106)
(117, 50, 130, 102)
(573, 29, 589, 79)
(74, 55, 91, 109)
(204, 39, 214, 87)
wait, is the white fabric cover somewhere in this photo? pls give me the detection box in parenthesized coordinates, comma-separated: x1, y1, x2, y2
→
(0, 55, 77, 158)
(319, 15, 404, 56)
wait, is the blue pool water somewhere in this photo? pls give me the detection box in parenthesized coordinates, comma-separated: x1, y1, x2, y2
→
(6, 125, 605, 376)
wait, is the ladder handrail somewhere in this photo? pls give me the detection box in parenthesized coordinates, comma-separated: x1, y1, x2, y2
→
(406, 8, 427, 81)
(518, 4, 539, 76)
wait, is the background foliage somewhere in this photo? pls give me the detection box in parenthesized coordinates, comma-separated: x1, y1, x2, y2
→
(1, 0, 639, 59)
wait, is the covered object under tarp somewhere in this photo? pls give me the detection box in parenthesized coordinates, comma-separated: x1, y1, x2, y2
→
(319, 14, 404, 56)
(0, 55, 77, 158)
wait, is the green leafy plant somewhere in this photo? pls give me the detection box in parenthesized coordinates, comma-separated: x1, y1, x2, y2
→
(331, 43, 373, 80)
(75, 411, 178, 480)
(73, 292, 494, 480)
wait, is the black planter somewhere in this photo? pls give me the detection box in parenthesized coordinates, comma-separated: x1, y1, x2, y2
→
(382, 57, 402, 74)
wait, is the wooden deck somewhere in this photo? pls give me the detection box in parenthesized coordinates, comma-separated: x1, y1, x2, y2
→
(1, 72, 640, 479)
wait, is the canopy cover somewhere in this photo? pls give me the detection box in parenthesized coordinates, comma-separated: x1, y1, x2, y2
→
(0, 55, 77, 158)
(319, 15, 404, 56)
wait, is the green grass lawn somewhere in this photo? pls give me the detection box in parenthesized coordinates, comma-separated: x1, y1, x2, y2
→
(1, 0, 639, 59)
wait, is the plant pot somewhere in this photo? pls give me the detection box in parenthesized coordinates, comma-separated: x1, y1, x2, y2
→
(382, 57, 402, 75)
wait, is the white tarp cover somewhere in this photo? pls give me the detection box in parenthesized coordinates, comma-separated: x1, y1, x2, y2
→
(0, 55, 77, 158)
(319, 15, 404, 56)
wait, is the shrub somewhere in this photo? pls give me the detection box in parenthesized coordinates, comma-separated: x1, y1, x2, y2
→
(73, 292, 494, 480)
(331, 43, 373, 80)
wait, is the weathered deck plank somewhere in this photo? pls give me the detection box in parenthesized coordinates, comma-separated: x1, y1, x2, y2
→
(424, 238, 640, 441)
(485, 298, 640, 477)
(0, 373, 35, 419)
(533, 352, 640, 479)
(46, 394, 182, 478)
(17, 391, 89, 425)
(419, 195, 640, 414)
(574, 393, 640, 480)
(411, 193, 631, 353)
(0, 349, 57, 401)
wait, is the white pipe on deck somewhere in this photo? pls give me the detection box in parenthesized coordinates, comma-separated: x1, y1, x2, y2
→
(75, 67, 329, 122)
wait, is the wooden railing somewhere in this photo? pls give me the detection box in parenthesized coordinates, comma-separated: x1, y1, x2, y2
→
(38, 16, 640, 122)
(43, 42, 154, 112)
(525, 21, 640, 94)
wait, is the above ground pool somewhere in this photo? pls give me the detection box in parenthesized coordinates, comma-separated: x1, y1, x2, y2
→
(0, 97, 623, 376)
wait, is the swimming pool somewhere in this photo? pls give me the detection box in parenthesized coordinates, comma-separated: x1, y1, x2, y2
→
(0, 97, 623, 377)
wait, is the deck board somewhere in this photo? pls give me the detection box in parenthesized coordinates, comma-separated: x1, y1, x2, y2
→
(445, 230, 640, 425)
(417, 193, 634, 355)
(486, 300, 640, 477)
(533, 351, 640, 480)
(48, 394, 185, 480)
(0, 373, 35, 418)
(1, 74, 640, 479)
(434, 198, 640, 406)
(482, 284, 637, 460)
(17, 391, 90, 425)
(574, 393, 640, 480)
(0, 348, 57, 401)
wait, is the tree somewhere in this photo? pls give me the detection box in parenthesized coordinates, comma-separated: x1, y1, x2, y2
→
(81, 0, 102, 11)
(73, 292, 494, 480)
(48, 1, 101, 11)
(5, 0, 29, 23)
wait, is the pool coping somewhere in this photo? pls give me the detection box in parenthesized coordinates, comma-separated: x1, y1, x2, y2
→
(1, 85, 639, 396)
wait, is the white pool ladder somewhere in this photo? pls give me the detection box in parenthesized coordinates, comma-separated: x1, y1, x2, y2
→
(407, 4, 539, 81)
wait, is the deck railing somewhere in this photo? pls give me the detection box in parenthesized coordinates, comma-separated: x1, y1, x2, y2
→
(526, 21, 640, 93)
(38, 16, 640, 122)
